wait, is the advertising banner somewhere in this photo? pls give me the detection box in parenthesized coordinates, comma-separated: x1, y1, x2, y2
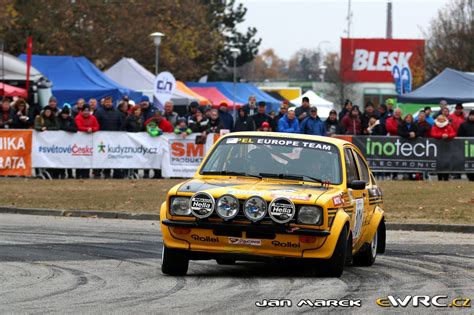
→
(92, 132, 165, 169)
(32, 131, 93, 168)
(349, 136, 474, 173)
(154, 71, 176, 111)
(161, 134, 216, 178)
(0, 130, 32, 176)
(340, 38, 425, 83)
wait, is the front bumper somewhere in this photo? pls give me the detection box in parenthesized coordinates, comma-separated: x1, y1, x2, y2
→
(162, 219, 330, 237)
(161, 219, 336, 259)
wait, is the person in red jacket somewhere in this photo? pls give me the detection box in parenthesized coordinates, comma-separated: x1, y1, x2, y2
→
(75, 105, 99, 133)
(431, 114, 456, 181)
(340, 106, 362, 135)
(144, 111, 173, 133)
(385, 108, 403, 136)
(447, 104, 466, 133)
(431, 114, 456, 139)
(74, 104, 99, 179)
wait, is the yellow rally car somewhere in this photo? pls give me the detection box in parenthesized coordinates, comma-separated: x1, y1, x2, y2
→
(160, 132, 386, 277)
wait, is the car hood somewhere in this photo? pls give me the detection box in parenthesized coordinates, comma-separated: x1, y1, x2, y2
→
(177, 178, 337, 204)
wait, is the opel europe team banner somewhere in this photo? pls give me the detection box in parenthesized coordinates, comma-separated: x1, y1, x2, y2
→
(347, 136, 474, 173)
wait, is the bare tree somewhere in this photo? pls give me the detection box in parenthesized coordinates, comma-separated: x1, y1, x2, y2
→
(324, 53, 356, 109)
(424, 0, 473, 78)
(287, 49, 321, 81)
(239, 48, 287, 81)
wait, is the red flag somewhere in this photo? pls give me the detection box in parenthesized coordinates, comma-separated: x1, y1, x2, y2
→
(25, 36, 33, 98)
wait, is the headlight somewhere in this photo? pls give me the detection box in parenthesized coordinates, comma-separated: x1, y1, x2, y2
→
(170, 197, 191, 216)
(298, 206, 323, 225)
(189, 192, 215, 219)
(243, 196, 267, 222)
(216, 194, 239, 220)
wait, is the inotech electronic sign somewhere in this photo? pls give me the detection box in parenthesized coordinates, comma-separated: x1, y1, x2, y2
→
(350, 136, 474, 173)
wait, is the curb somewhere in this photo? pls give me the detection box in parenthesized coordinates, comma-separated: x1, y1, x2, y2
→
(0, 207, 473, 233)
(385, 223, 474, 234)
(0, 207, 160, 221)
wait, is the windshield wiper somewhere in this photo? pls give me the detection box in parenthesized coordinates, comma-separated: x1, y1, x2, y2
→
(259, 173, 324, 184)
(201, 171, 262, 179)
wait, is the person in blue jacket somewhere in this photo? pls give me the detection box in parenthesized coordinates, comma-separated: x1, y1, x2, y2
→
(300, 106, 326, 136)
(277, 108, 300, 133)
(218, 101, 234, 130)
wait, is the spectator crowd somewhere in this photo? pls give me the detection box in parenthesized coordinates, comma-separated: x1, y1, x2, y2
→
(0, 93, 473, 180)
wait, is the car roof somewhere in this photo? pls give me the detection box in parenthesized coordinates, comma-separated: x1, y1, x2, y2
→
(221, 132, 352, 147)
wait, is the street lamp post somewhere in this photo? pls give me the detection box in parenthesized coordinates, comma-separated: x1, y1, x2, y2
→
(317, 41, 330, 82)
(230, 48, 241, 119)
(150, 32, 164, 75)
(319, 65, 327, 83)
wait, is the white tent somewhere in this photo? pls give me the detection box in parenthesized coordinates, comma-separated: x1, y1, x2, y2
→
(1, 52, 44, 82)
(290, 90, 335, 118)
(105, 57, 197, 106)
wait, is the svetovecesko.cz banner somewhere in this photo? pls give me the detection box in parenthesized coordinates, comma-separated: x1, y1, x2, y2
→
(31, 131, 215, 177)
(33, 131, 94, 169)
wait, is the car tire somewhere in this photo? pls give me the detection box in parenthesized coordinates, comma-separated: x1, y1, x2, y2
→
(377, 219, 386, 254)
(353, 224, 379, 266)
(216, 258, 236, 265)
(161, 245, 189, 276)
(321, 225, 348, 277)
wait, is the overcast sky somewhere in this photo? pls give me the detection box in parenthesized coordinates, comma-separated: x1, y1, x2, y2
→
(238, 0, 450, 59)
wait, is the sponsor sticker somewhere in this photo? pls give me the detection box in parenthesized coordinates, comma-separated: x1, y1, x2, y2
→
(332, 195, 343, 207)
(226, 138, 239, 144)
(353, 198, 364, 238)
(228, 237, 261, 246)
(227, 189, 264, 196)
(268, 197, 296, 224)
(189, 192, 215, 218)
(271, 240, 301, 248)
(191, 234, 219, 243)
(269, 189, 311, 201)
(223, 137, 335, 152)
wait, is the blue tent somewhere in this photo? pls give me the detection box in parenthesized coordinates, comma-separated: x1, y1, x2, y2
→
(397, 68, 474, 104)
(185, 82, 281, 112)
(19, 54, 141, 106)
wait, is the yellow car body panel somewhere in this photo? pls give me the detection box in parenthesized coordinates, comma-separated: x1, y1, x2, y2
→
(160, 132, 384, 261)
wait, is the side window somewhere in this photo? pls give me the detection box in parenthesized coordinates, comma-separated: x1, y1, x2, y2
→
(344, 148, 359, 183)
(354, 151, 370, 184)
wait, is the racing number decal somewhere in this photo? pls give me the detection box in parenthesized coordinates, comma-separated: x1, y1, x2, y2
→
(353, 198, 364, 238)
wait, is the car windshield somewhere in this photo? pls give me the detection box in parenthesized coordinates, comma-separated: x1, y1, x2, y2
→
(200, 136, 342, 184)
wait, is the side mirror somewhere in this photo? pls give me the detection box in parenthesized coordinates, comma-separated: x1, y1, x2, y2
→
(348, 180, 366, 190)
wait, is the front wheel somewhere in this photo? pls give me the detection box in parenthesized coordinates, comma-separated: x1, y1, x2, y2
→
(161, 245, 189, 276)
(320, 225, 348, 277)
(353, 225, 379, 266)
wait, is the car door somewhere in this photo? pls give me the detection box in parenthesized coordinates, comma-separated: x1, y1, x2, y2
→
(343, 147, 369, 244)
(353, 148, 383, 212)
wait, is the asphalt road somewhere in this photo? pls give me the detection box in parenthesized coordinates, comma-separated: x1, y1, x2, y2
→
(0, 214, 472, 314)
